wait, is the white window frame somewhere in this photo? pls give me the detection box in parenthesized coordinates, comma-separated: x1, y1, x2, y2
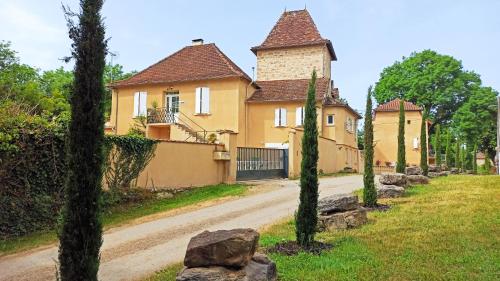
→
(296, 107, 304, 126)
(195, 87, 210, 114)
(326, 114, 335, 126)
(274, 108, 287, 127)
(133, 91, 147, 117)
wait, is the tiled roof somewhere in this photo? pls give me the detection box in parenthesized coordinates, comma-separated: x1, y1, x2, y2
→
(110, 43, 251, 87)
(247, 78, 330, 102)
(375, 99, 422, 112)
(251, 9, 336, 60)
(323, 88, 362, 119)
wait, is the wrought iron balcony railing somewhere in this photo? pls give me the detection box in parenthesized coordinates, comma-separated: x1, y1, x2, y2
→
(147, 107, 176, 124)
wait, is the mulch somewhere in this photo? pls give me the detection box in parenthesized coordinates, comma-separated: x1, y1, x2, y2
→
(266, 240, 333, 256)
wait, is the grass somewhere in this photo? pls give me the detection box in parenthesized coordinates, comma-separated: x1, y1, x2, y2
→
(0, 183, 247, 256)
(147, 175, 500, 280)
(319, 171, 358, 178)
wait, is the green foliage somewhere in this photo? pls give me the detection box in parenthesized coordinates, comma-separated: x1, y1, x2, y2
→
(103, 135, 158, 191)
(296, 70, 319, 248)
(127, 115, 147, 136)
(472, 144, 478, 174)
(483, 153, 492, 174)
(445, 131, 452, 167)
(435, 124, 442, 165)
(373, 50, 481, 129)
(58, 1, 107, 279)
(357, 129, 364, 150)
(363, 87, 377, 207)
(420, 108, 429, 176)
(396, 99, 406, 173)
(455, 139, 461, 169)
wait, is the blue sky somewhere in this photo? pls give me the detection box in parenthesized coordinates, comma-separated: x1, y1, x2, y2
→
(1, 0, 499, 113)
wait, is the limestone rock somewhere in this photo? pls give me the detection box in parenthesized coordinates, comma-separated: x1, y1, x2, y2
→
(428, 172, 440, 178)
(440, 164, 449, 171)
(317, 193, 359, 215)
(184, 229, 259, 268)
(177, 254, 277, 281)
(405, 166, 422, 175)
(377, 185, 405, 198)
(439, 171, 450, 177)
(407, 175, 429, 185)
(379, 173, 407, 186)
(428, 165, 441, 172)
(317, 208, 367, 231)
(450, 168, 460, 174)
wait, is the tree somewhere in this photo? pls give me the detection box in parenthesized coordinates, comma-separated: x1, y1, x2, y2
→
(373, 50, 481, 130)
(435, 124, 442, 166)
(420, 108, 429, 176)
(445, 131, 452, 167)
(396, 99, 406, 173)
(363, 87, 377, 207)
(295, 70, 319, 248)
(58, 0, 107, 280)
(484, 152, 491, 173)
(357, 128, 364, 150)
(472, 143, 478, 174)
(455, 139, 461, 169)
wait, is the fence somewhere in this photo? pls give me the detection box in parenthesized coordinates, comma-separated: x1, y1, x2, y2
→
(374, 165, 395, 174)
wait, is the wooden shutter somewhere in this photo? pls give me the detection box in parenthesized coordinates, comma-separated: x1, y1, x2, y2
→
(139, 92, 147, 116)
(280, 108, 287, 126)
(274, 108, 280, 127)
(202, 87, 210, 113)
(296, 107, 303, 126)
(133, 92, 139, 117)
(195, 87, 201, 114)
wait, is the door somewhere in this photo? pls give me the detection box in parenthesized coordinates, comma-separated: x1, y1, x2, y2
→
(165, 92, 179, 123)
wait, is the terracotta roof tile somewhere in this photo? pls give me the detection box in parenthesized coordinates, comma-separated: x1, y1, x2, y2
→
(247, 78, 329, 102)
(251, 9, 336, 60)
(110, 43, 250, 87)
(375, 99, 422, 112)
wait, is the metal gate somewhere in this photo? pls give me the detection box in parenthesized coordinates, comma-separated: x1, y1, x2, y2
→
(236, 147, 288, 181)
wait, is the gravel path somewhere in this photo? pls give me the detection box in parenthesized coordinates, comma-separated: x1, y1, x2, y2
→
(0, 175, 362, 281)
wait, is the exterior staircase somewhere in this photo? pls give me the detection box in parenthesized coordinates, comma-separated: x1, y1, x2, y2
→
(174, 123, 209, 143)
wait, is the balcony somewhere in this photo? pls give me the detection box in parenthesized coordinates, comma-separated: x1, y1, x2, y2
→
(147, 107, 176, 124)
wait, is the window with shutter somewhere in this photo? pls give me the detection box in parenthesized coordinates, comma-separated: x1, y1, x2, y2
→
(275, 108, 287, 127)
(133, 92, 147, 117)
(195, 87, 210, 114)
(326, 114, 335, 126)
(296, 107, 304, 126)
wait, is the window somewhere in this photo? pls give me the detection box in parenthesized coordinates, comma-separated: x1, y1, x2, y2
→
(407, 120, 411, 125)
(195, 87, 210, 114)
(296, 107, 304, 126)
(413, 138, 419, 149)
(274, 108, 287, 127)
(133, 91, 147, 117)
(346, 117, 354, 132)
(326, 114, 335, 126)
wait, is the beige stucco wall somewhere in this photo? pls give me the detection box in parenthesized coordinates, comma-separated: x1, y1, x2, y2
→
(373, 110, 426, 166)
(321, 106, 358, 148)
(136, 141, 227, 189)
(255, 45, 331, 81)
(288, 128, 337, 178)
(110, 77, 251, 146)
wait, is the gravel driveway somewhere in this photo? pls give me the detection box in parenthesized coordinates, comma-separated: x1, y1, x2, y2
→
(0, 175, 362, 281)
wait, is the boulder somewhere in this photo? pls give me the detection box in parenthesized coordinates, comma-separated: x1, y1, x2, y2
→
(317, 194, 359, 215)
(407, 175, 429, 185)
(428, 165, 441, 172)
(184, 229, 259, 268)
(377, 185, 405, 198)
(317, 208, 367, 231)
(428, 172, 440, 178)
(466, 170, 474, 174)
(439, 171, 450, 177)
(379, 173, 407, 186)
(450, 168, 460, 174)
(405, 166, 422, 175)
(177, 254, 277, 281)
(440, 164, 449, 171)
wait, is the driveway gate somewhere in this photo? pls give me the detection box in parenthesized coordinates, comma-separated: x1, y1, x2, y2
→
(236, 147, 288, 181)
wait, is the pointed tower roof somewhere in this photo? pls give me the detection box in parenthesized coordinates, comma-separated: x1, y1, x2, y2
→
(251, 9, 336, 60)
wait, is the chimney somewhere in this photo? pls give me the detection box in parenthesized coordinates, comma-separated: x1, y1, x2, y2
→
(192, 38, 204, 46)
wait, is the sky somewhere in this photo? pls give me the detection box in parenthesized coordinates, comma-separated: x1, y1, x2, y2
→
(1, 0, 499, 113)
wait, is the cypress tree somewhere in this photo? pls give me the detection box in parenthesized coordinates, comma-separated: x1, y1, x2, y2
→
(484, 152, 491, 174)
(435, 124, 442, 166)
(461, 145, 467, 171)
(59, 1, 106, 280)
(363, 87, 377, 207)
(455, 139, 461, 169)
(295, 70, 319, 248)
(420, 108, 429, 176)
(472, 143, 478, 174)
(396, 99, 406, 173)
(445, 131, 452, 167)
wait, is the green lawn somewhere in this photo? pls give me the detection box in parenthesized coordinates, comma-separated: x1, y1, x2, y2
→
(0, 183, 247, 256)
(147, 175, 499, 281)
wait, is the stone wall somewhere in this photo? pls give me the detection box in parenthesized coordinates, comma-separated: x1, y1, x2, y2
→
(256, 45, 331, 81)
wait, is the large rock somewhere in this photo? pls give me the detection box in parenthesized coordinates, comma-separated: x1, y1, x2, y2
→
(317, 193, 359, 215)
(407, 175, 429, 185)
(317, 208, 367, 231)
(177, 254, 277, 281)
(379, 173, 407, 186)
(428, 172, 440, 178)
(405, 166, 422, 175)
(450, 168, 460, 174)
(377, 185, 405, 198)
(440, 164, 449, 171)
(184, 229, 259, 268)
(439, 171, 450, 177)
(428, 165, 441, 172)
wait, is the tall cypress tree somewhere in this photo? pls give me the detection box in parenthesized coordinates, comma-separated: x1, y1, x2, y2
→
(472, 143, 478, 174)
(455, 139, 461, 169)
(59, 1, 106, 280)
(445, 131, 452, 167)
(435, 124, 442, 166)
(295, 70, 319, 248)
(396, 99, 406, 173)
(420, 108, 429, 176)
(363, 87, 377, 207)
